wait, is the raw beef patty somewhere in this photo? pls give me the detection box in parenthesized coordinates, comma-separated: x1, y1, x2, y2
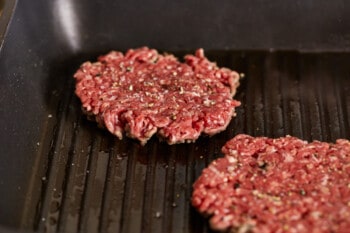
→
(192, 134, 350, 233)
(74, 47, 240, 144)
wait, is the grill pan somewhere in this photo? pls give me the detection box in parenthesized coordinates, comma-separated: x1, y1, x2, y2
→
(1, 1, 350, 233)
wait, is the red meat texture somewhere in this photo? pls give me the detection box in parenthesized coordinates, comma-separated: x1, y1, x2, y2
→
(74, 47, 240, 145)
(192, 134, 350, 233)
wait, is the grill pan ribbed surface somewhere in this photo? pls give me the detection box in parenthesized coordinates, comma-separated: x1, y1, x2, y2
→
(18, 51, 350, 233)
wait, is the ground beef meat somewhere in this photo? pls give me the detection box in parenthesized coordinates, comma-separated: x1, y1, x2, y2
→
(74, 47, 240, 145)
(192, 134, 350, 233)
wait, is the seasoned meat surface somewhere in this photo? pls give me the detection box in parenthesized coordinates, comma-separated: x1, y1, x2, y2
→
(74, 47, 240, 144)
(192, 134, 350, 232)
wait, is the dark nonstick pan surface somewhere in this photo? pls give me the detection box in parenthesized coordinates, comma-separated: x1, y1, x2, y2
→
(1, 1, 350, 233)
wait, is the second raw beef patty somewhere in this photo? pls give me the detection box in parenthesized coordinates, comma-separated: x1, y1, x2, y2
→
(74, 47, 241, 144)
(192, 134, 350, 233)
